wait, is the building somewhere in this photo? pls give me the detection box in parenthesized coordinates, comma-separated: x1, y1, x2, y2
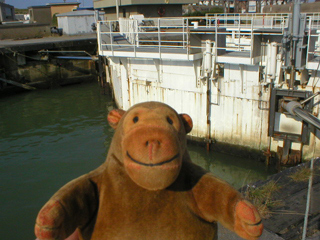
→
(29, 5, 51, 24)
(93, 0, 197, 19)
(28, 2, 81, 25)
(0, 2, 15, 22)
(57, 10, 104, 35)
(47, 2, 81, 18)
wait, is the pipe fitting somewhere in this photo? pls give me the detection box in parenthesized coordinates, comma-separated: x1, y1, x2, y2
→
(282, 101, 302, 116)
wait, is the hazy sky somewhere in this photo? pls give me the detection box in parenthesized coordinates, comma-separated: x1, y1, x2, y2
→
(6, 0, 94, 9)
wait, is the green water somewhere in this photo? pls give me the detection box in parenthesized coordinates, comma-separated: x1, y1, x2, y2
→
(0, 82, 276, 240)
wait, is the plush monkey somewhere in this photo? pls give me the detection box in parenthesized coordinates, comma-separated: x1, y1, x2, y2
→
(35, 101, 263, 240)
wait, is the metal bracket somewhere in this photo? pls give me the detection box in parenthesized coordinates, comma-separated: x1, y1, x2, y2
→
(268, 88, 313, 145)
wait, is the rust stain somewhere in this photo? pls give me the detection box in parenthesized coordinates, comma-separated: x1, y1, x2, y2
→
(277, 146, 302, 165)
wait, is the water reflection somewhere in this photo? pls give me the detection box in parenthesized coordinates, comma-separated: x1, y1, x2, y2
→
(0, 83, 115, 240)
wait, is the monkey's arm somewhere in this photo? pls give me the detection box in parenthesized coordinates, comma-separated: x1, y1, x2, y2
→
(192, 173, 263, 240)
(35, 173, 99, 240)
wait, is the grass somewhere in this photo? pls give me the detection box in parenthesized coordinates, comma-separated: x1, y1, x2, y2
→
(15, 8, 28, 14)
(289, 167, 312, 182)
(244, 164, 319, 219)
(244, 180, 283, 218)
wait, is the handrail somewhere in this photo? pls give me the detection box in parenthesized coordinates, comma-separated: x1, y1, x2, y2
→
(97, 14, 320, 59)
(205, 13, 289, 29)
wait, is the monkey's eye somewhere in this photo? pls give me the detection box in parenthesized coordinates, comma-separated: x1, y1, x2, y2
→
(167, 117, 173, 125)
(133, 116, 139, 123)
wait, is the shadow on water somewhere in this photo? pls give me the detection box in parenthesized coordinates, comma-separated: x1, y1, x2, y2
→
(0, 82, 276, 240)
(188, 145, 276, 189)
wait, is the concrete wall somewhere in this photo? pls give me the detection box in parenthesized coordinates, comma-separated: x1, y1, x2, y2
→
(94, 0, 196, 9)
(263, 2, 320, 13)
(102, 4, 184, 19)
(17, 59, 95, 85)
(0, 52, 96, 88)
(137, 4, 183, 18)
(0, 24, 51, 40)
(104, 5, 139, 20)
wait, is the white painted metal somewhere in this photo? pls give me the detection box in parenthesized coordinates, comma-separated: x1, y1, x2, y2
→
(98, 14, 320, 160)
(266, 42, 278, 82)
(204, 40, 212, 76)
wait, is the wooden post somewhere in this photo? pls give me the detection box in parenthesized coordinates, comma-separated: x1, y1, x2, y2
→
(0, 77, 36, 90)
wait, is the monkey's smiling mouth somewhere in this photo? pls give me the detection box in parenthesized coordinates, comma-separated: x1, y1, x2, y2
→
(126, 151, 180, 167)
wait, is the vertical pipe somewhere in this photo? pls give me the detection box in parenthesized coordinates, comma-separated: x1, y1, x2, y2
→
(266, 41, 271, 81)
(116, 0, 119, 20)
(215, 19, 218, 61)
(211, 42, 216, 78)
(182, 18, 185, 48)
(250, 15, 253, 61)
(238, 16, 240, 51)
(239, 64, 244, 93)
(306, 16, 311, 64)
(290, 0, 301, 88)
(133, 20, 136, 57)
(302, 158, 314, 240)
(187, 18, 190, 59)
(270, 42, 277, 80)
(205, 40, 212, 74)
(109, 21, 114, 56)
(158, 18, 161, 58)
(136, 20, 139, 48)
(98, 56, 103, 89)
(205, 41, 213, 151)
(292, 0, 301, 39)
(266, 135, 272, 166)
(206, 77, 212, 151)
(97, 21, 102, 54)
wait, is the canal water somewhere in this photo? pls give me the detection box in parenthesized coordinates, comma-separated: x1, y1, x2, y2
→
(0, 82, 276, 240)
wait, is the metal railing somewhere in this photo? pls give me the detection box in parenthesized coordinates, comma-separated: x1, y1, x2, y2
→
(97, 14, 320, 60)
(119, 18, 188, 47)
(306, 13, 320, 30)
(205, 13, 290, 29)
(98, 18, 189, 55)
(306, 14, 320, 64)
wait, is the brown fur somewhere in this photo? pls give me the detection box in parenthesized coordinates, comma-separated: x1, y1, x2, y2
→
(35, 101, 263, 240)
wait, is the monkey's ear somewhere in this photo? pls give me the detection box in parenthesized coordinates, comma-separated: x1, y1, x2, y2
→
(107, 109, 126, 129)
(180, 114, 193, 134)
